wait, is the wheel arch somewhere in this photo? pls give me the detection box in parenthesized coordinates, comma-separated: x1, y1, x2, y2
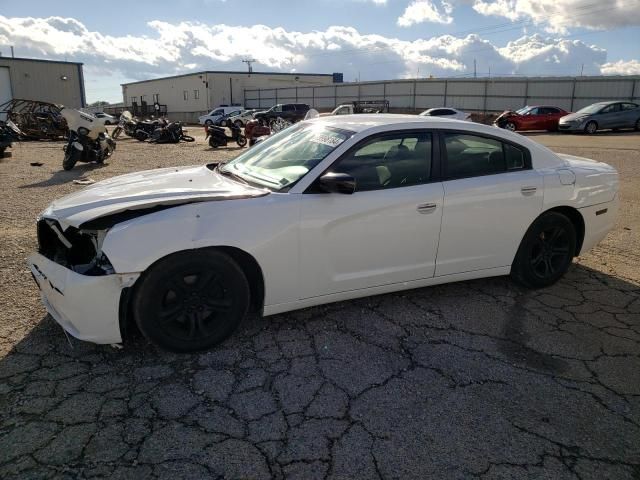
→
(541, 206, 585, 256)
(119, 245, 265, 342)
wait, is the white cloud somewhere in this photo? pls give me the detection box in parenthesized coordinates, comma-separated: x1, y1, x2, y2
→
(0, 15, 632, 100)
(398, 0, 454, 26)
(470, 0, 640, 33)
(601, 59, 640, 75)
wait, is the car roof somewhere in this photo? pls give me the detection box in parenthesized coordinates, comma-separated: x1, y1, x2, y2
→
(307, 113, 471, 132)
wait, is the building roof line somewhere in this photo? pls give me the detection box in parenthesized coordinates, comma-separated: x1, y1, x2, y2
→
(121, 70, 336, 86)
(0, 56, 83, 66)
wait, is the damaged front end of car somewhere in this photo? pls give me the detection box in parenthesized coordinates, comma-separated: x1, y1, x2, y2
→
(28, 217, 140, 345)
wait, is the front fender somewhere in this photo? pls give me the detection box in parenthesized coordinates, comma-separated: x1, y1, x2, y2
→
(101, 194, 301, 306)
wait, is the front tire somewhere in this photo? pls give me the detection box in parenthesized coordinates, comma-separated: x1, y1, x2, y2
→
(205, 120, 213, 126)
(133, 250, 250, 352)
(584, 121, 598, 134)
(635, 118, 640, 131)
(236, 134, 247, 147)
(234, 120, 243, 128)
(511, 212, 576, 289)
(62, 148, 78, 170)
(504, 122, 517, 132)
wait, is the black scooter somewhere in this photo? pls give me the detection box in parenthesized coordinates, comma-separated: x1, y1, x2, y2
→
(206, 123, 247, 148)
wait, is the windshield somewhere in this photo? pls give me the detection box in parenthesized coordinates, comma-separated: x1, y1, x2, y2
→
(220, 123, 353, 191)
(576, 103, 605, 114)
(515, 107, 532, 115)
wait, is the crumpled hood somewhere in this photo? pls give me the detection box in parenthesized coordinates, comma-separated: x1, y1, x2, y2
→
(559, 112, 588, 123)
(42, 164, 269, 230)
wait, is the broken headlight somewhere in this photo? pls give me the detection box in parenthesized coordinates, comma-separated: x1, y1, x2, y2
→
(37, 219, 114, 275)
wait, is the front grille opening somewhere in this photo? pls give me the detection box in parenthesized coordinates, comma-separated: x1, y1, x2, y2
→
(37, 219, 113, 275)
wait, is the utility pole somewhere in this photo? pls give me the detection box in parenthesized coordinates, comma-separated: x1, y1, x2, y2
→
(473, 59, 477, 78)
(580, 63, 584, 76)
(10, 46, 14, 58)
(242, 59, 256, 73)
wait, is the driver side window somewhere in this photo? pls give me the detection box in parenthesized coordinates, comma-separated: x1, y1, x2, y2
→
(330, 132, 432, 192)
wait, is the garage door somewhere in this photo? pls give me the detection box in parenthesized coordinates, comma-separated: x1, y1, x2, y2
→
(0, 67, 11, 121)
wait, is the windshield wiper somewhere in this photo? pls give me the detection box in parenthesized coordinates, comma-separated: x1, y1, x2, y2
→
(217, 164, 249, 185)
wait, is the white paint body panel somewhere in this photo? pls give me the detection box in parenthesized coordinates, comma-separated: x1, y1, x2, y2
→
(28, 115, 619, 345)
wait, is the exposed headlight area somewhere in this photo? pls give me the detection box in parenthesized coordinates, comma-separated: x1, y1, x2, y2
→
(37, 218, 114, 276)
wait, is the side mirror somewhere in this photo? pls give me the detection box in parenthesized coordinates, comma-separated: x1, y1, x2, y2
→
(318, 172, 356, 194)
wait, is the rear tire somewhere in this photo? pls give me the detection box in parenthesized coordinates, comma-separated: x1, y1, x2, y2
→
(511, 212, 576, 289)
(584, 121, 598, 134)
(133, 250, 250, 352)
(635, 118, 640, 131)
(181, 135, 195, 142)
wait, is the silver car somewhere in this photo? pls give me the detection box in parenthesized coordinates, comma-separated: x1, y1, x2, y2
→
(558, 101, 640, 134)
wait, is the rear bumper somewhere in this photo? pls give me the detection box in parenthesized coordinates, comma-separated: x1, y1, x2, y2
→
(579, 196, 619, 254)
(28, 253, 140, 345)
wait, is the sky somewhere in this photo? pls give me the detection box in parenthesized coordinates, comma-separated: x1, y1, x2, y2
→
(1, 0, 639, 103)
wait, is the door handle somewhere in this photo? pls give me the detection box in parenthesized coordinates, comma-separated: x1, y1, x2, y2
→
(416, 203, 437, 214)
(521, 186, 537, 195)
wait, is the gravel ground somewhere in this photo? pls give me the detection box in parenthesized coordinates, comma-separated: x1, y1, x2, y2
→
(0, 128, 639, 479)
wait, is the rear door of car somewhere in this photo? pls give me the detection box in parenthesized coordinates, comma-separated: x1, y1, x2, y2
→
(540, 107, 562, 130)
(620, 103, 640, 127)
(435, 130, 543, 276)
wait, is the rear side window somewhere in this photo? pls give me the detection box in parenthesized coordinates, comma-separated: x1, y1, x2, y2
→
(621, 103, 638, 111)
(443, 133, 528, 179)
(283, 104, 296, 112)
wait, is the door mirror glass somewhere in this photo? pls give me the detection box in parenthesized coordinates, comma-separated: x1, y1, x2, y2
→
(318, 172, 356, 194)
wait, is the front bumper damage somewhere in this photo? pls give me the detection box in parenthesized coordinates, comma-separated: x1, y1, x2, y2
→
(28, 253, 139, 344)
(29, 218, 140, 345)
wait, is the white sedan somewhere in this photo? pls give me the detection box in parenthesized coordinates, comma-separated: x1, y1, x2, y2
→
(28, 115, 618, 352)
(419, 107, 471, 121)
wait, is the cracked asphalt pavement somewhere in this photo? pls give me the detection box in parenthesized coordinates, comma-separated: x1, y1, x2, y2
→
(1, 130, 639, 479)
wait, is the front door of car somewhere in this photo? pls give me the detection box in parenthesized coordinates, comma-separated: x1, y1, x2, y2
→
(596, 103, 621, 128)
(298, 131, 444, 299)
(435, 131, 543, 276)
(520, 108, 542, 129)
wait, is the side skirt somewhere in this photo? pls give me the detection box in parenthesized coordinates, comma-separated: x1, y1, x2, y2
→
(263, 266, 511, 316)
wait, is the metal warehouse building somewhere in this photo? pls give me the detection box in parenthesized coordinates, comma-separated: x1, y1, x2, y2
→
(0, 57, 86, 108)
(121, 71, 341, 122)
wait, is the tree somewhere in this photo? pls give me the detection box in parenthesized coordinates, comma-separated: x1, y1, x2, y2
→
(88, 101, 110, 107)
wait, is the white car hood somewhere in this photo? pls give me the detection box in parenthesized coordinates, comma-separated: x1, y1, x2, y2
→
(43, 164, 269, 230)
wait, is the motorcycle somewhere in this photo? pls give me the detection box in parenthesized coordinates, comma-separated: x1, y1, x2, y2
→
(111, 111, 133, 139)
(134, 117, 167, 141)
(0, 119, 22, 157)
(150, 122, 195, 144)
(244, 119, 270, 146)
(205, 122, 247, 148)
(60, 108, 116, 171)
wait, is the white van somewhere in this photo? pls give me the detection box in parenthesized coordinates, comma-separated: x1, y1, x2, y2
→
(199, 106, 244, 125)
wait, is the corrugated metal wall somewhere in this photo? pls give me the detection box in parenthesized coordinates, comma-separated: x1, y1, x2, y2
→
(0, 58, 85, 108)
(244, 76, 640, 113)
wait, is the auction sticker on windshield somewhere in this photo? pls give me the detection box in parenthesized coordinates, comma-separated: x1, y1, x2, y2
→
(309, 133, 345, 148)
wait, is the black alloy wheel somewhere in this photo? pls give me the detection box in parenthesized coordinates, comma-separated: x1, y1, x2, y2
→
(511, 212, 576, 288)
(133, 250, 250, 352)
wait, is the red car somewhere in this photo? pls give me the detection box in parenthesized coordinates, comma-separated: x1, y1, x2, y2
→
(494, 105, 569, 132)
